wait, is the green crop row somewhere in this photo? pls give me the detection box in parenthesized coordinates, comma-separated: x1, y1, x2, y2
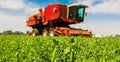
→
(0, 35, 120, 62)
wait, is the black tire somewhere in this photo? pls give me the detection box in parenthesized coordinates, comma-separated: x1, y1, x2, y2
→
(42, 28, 48, 36)
(49, 28, 55, 36)
(32, 28, 39, 36)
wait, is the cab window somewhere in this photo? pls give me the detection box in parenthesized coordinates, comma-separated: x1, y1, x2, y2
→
(69, 6, 85, 20)
(77, 8, 84, 19)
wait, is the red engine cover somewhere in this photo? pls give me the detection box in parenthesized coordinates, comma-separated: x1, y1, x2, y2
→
(45, 4, 67, 21)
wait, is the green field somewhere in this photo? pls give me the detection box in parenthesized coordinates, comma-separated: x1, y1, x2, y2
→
(0, 35, 120, 62)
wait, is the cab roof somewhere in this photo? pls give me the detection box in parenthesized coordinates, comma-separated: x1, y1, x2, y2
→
(68, 4, 88, 8)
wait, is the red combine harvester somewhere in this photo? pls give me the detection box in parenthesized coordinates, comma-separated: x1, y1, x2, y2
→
(26, 4, 92, 36)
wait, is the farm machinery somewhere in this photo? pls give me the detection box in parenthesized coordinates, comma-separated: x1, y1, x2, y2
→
(26, 4, 92, 36)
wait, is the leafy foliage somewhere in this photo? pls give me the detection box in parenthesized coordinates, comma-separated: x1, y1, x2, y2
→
(0, 30, 25, 35)
(0, 35, 120, 62)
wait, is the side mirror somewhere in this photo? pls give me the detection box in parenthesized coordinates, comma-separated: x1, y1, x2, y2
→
(85, 12, 87, 16)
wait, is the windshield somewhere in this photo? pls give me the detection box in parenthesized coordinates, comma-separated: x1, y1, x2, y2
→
(69, 6, 85, 20)
(77, 8, 84, 19)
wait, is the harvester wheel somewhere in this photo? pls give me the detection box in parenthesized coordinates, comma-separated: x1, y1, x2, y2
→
(32, 28, 39, 36)
(42, 28, 48, 36)
(49, 28, 55, 36)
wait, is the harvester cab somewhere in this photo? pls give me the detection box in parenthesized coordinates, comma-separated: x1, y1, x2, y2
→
(68, 4, 88, 23)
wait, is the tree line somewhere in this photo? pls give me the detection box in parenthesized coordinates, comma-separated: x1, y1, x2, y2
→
(0, 30, 25, 35)
(0, 30, 120, 37)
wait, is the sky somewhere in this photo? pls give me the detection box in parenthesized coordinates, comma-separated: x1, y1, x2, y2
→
(0, 0, 120, 36)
